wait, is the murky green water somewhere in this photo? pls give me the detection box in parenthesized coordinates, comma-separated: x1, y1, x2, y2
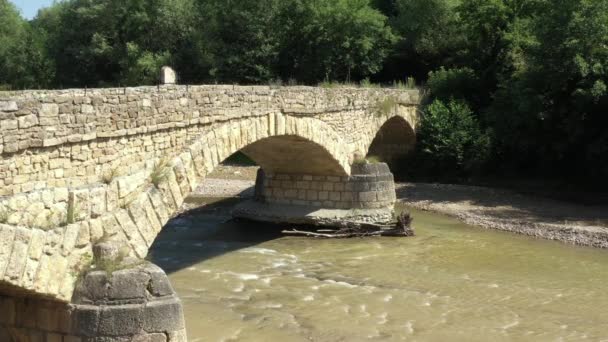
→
(149, 199, 608, 341)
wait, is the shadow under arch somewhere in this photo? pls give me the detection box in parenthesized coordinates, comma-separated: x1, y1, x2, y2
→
(241, 135, 347, 176)
(367, 115, 416, 168)
(146, 115, 353, 271)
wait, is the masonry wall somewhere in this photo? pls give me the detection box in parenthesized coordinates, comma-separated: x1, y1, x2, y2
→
(0, 85, 419, 301)
(0, 86, 419, 197)
(262, 163, 396, 209)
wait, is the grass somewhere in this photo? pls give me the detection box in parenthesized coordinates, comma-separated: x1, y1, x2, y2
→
(393, 77, 417, 90)
(65, 203, 83, 225)
(119, 193, 138, 209)
(71, 252, 94, 284)
(360, 78, 381, 88)
(150, 157, 171, 187)
(0, 207, 8, 224)
(101, 167, 120, 185)
(353, 155, 383, 165)
(375, 97, 398, 117)
(319, 81, 359, 89)
(366, 155, 383, 164)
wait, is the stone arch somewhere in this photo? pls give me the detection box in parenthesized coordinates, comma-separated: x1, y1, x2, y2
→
(0, 114, 353, 302)
(367, 115, 416, 165)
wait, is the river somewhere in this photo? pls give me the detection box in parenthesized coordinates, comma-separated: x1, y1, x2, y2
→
(148, 198, 608, 341)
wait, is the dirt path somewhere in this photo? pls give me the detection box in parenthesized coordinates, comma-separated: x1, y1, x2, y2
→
(191, 165, 608, 248)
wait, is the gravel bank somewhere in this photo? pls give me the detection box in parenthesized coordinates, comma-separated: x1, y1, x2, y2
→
(397, 183, 608, 248)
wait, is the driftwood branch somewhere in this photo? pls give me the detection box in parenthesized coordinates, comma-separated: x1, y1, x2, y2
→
(282, 211, 415, 238)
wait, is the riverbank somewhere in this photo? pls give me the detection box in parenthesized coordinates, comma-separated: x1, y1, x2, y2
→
(191, 165, 608, 249)
(396, 183, 608, 248)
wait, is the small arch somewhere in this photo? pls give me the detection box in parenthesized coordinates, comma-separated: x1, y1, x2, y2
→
(367, 116, 416, 166)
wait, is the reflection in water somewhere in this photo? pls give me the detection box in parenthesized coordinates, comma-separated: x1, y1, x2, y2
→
(149, 199, 608, 341)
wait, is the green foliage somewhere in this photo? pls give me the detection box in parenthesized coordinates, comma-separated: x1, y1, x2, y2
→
(427, 67, 478, 103)
(0, 206, 9, 224)
(101, 167, 121, 185)
(417, 99, 490, 176)
(150, 157, 171, 187)
(360, 78, 381, 88)
(196, 0, 283, 84)
(277, 0, 396, 83)
(366, 155, 383, 164)
(392, 77, 416, 90)
(375, 97, 398, 117)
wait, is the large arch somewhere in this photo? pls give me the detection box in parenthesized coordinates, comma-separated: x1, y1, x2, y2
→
(0, 113, 353, 301)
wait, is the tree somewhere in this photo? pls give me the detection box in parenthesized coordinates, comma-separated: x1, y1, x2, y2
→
(35, 0, 196, 87)
(193, 0, 283, 84)
(382, 0, 463, 82)
(488, 0, 608, 182)
(277, 0, 395, 83)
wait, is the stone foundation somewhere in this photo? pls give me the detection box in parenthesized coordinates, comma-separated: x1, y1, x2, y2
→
(233, 162, 397, 226)
(260, 163, 396, 209)
(0, 261, 186, 342)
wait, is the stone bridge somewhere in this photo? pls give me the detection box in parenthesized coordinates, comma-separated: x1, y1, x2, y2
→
(0, 85, 419, 341)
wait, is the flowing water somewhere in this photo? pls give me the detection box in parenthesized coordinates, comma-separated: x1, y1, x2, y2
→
(149, 198, 608, 341)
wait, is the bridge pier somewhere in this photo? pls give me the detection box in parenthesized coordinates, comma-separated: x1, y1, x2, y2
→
(0, 243, 186, 342)
(234, 162, 397, 226)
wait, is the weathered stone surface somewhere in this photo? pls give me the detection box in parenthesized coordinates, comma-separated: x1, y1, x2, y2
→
(160, 67, 177, 85)
(0, 85, 417, 301)
(143, 298, 184, 333)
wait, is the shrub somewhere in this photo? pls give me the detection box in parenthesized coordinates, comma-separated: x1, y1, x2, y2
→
(150, 157, 171, 187)
(416, 99, 491, 176)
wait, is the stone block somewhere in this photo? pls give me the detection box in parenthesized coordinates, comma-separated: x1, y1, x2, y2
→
(295, 181, 310, 190)
(306, 190, 318, 201)
(68, 189, 91, 222)
(284, 189, 298, 199)
(108, 268, 151, 301)
(40, 103, 59, 117)
(160, 67, 177, 85)
(4, 227, 30, 282)
(143, 298, 185, 333)
(0, 296, 16, 324)
(144, 264, 174, 297)
(98, 304, 143, 336)
(0, 100, 18, 112)
(72, 305, 100, 337)
(322, 182, 333, 191)
(359, 191, 377, 202)
(340, 192, 354, 202)
(47, 333, 64, 342)
(329, 192, 341, 201)
(77, 271, 110, 303)
(318, 191, 329, 201)
(133, 333, 168, 342)
(167, 329, 187, 342)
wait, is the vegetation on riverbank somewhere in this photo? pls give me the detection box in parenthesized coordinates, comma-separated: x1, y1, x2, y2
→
(1, 0, 607, 189)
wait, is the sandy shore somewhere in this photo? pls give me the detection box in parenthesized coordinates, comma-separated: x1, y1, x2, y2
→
(192, 165, 608, 248)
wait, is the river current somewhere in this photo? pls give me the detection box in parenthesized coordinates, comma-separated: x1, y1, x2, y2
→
(149, 198, 608, 341)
